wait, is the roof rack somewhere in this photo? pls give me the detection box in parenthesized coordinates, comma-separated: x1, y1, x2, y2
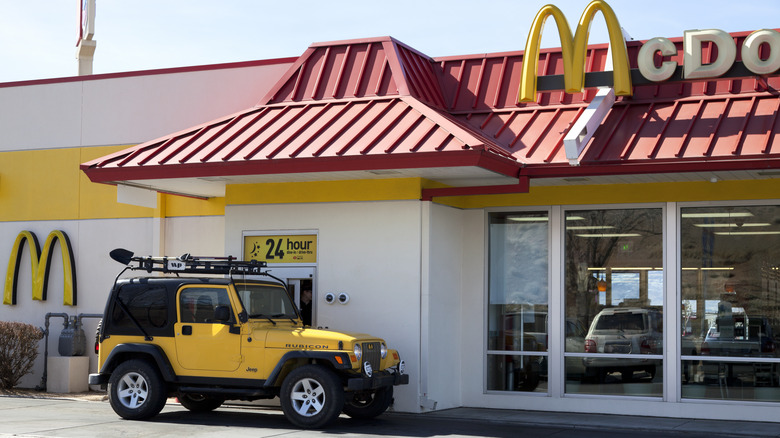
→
(109, 248, 268, 276)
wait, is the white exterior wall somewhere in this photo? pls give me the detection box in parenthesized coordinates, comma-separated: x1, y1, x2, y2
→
(420, 202, 465, 410)
(0, 61, 292, 151)
(164, 216, 226, 257)
(225, 201, 423, 413)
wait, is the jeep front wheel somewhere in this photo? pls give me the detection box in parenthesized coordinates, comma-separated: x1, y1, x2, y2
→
(279, 365, 344, 428)
(178, 393, 224, 412)
(342, 387, 393, 419)
(108, 359, 167, 420)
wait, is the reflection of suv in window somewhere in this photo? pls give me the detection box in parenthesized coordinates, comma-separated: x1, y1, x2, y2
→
(90, 249, 408, 429)
(583, 307, 662, 382)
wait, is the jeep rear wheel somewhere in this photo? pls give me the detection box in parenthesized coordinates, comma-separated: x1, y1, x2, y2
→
(342, 387, 393, 419)
(108, 360, 167, 420)
(280, 365, 344, 428)
(178, 393, 224, 412)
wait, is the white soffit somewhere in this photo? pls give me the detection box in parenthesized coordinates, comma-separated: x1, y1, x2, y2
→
(117, 184, 158, 209)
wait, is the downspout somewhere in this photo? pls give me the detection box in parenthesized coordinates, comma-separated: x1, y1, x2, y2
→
(153, 193, 167, 257)
(418, 200, 437, 411)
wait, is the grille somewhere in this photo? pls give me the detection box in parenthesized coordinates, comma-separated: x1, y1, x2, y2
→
(362, 342, 381, 374)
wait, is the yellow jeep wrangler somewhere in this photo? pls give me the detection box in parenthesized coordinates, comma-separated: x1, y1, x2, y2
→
(89, 249, 408, 428)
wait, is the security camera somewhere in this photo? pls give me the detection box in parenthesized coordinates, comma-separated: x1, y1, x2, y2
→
(324, 293, 335, 304)
(338, 292, 350, 304)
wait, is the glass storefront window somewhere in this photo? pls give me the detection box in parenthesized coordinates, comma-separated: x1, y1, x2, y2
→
(564, 208, 663, 396)
(681, 205, 780, 402)
(487, 212, 548, 393)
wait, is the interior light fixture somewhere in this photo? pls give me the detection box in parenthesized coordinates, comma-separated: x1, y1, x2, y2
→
(682, 267, 734, 271)
(610, 267, 658, 271)
(693, 223, 771, 228)
(575, 233, 642, 238)
(566, 216, 585, 221)
(681, 212, 754, 218)
(714, 231, 780, 236)
(508, 217, 549, 222)
(566, 225, 615, 230)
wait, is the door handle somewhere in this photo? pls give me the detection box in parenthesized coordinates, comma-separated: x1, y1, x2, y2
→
(182, 325, 192, 335)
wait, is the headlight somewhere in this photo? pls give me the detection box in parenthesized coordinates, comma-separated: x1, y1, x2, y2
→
(353, 343, 362, 361)
(380, 343, 388, 359)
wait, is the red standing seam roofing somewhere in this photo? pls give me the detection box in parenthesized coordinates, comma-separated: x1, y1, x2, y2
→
(82, 31, 780, 185)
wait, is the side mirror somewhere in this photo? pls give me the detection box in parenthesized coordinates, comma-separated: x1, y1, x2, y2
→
(214, 306, 231, 322)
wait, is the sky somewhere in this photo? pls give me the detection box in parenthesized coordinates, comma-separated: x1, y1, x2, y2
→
(0, 0, 779, 83)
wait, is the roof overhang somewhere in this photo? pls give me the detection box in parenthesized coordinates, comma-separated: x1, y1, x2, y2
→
(83, 149, 523, 199)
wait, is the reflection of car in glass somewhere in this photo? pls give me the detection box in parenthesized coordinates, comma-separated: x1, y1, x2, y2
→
(583, 307, 663, 382)
(699, 316, 780, 386)
(700, 316, 778, 357)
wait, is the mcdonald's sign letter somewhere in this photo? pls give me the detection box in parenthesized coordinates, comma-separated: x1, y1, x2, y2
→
(3, 230, 77, 306)
(519, 0, 631, 102)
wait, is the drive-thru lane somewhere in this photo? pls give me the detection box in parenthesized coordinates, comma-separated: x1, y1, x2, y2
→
(0, 395, 777, 438)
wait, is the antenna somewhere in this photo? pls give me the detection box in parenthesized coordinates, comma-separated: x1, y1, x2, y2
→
(77, 0, 97, 75)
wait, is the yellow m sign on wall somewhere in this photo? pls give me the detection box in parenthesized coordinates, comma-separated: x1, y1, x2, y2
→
(3, 230, 77, 306)
(518, 0, 631, 102)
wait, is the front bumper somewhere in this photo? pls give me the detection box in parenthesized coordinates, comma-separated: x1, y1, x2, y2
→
(346, 371, 409, 391)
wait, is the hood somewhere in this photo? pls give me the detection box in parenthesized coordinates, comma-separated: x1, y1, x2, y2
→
(264, 326, 381, 350)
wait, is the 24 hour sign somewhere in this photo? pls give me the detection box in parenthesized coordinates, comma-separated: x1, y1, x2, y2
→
(244, 235, 317, 264)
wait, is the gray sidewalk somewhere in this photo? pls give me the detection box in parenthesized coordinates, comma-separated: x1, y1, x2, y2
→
(394, 407, 780, 437)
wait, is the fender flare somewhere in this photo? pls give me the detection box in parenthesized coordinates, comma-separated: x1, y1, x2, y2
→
(265, 351, 352, 387)
(100, 343, 177, 382)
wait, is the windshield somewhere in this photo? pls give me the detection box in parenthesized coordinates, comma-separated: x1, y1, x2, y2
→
(234, 281, 299, 320)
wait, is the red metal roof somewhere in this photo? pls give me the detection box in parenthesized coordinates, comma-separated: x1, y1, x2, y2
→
(439, 32, 780, 175)
(82, 31, 780, 196)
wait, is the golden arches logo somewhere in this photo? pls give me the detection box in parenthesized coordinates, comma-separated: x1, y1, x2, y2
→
(3, 230, 77, 306)
(518, 0, 632, 102)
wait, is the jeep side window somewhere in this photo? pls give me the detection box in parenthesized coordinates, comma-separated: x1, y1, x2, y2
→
(110, 284, 168, 330)
(179, 288, 232, 324)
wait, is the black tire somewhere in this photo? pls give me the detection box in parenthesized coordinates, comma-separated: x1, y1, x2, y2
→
(178, 393, 224, 412)
(342, 387, 393, 419)
(108, 359, 168, 420)
(279, 365, 344, 428)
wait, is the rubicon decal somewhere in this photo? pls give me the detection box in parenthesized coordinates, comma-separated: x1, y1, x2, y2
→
(285, 344, 329, 350)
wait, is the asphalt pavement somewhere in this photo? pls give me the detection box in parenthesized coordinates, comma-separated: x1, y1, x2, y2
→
(1, 394, 779, 437)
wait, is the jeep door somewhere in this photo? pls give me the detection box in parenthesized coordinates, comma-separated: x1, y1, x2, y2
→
(175, 285, 242, 372)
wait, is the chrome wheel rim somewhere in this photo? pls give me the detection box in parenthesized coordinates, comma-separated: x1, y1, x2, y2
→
(116, 372, 149, 409)
(290, 377, 325, 417)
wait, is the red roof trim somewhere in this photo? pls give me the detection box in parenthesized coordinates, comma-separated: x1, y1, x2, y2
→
(0, 57, 297, 89)
(81, 149, 521, 183)
(522, 156, 780, 179)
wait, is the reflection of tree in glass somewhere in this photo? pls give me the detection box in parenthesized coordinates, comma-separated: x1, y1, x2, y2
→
(565, 209, 662, 327)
